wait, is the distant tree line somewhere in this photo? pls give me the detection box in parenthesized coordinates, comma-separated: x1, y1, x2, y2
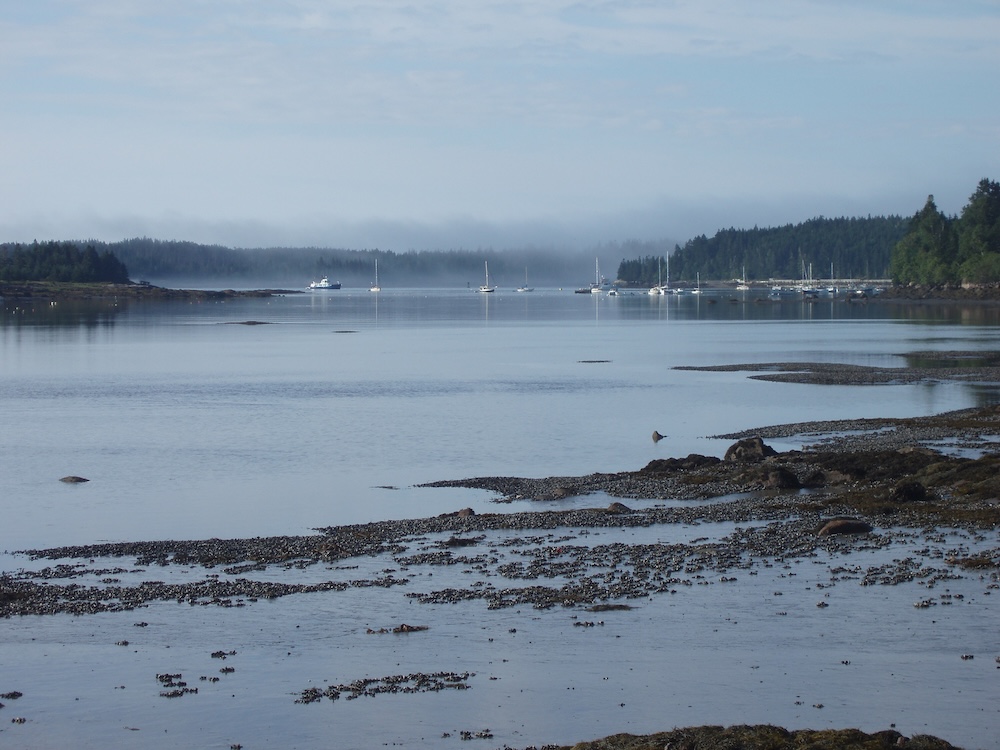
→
(617, 216, 908, 286)
(82, 238, 602, 287)
(890, 179, 1000, 285)
(10, 181, 996, 289)
(0, 240, 130, 283)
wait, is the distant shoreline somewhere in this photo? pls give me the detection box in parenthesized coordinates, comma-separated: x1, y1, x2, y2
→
(4, 279, 1000, 303)
(0, 280, 301, 301)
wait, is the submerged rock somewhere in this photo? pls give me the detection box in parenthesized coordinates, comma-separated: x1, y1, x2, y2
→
(59, 476, 89, 484)
(817, 518, 873, 536)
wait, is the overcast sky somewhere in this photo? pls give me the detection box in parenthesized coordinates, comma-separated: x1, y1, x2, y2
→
(2, 1, 998, 251)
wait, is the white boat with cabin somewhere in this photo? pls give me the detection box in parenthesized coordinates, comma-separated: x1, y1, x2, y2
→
(309, 276, 341, 289)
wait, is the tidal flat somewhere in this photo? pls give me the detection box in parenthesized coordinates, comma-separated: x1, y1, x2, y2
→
(3, 405, 998, 749)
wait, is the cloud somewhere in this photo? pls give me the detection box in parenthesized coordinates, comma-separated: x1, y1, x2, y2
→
(1, 1, 998, 248)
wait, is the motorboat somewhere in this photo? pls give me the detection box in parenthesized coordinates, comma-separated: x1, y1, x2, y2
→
(309, 276, 341, 289)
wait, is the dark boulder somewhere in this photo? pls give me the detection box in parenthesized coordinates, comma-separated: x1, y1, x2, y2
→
(438, 507, 476, 518)
(606, 502, 632, 514)
(725, 437, 777, 463)
(640, 454, 721, 474)
(890, 481, 929, 503)
(59, 476, 89, 483)
(764, 467, 801, 490)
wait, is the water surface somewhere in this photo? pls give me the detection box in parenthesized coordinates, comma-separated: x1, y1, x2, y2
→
(1, 288, 997, 748)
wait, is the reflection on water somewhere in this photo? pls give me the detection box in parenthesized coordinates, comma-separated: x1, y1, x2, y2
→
(7, 287, 1000, 328)
(1, 298, 123, 330)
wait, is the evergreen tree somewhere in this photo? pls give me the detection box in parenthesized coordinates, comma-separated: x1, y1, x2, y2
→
(956, 179, 1000, 283)
(890, 196, 958, 285)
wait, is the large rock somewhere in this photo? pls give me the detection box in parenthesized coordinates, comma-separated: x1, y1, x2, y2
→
(724, 437, 777, 463)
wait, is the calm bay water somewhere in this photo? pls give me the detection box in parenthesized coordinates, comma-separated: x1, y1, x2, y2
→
(1, 288, 998, 749)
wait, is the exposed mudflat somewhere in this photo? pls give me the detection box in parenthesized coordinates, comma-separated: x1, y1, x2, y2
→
(3, 400, 998, 749)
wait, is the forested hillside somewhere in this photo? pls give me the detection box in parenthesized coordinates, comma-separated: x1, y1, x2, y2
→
(890, 179, 1000, 285)
(0, 241, 130, 283)
(617, 216, 907, 286)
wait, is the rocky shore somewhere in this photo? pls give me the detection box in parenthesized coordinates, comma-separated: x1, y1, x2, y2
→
(550, 724, 962, 749)
(878, 283, 1000, 302)
(0, 280, 299, 301)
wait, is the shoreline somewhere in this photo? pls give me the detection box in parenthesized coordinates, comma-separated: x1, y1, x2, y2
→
(4, 279, 1000, 302)
(0, 280, 301, 301)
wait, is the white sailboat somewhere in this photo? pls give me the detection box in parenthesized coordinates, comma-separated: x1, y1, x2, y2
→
(736, 266, 750, 291)
(590, 257, 608, 293)
(478, 261, 496, 293)
(516, 268, 533, 292)
(369, 258, 381, 292)
(648, 257, 665, 295)
(691, 272, 702, 294)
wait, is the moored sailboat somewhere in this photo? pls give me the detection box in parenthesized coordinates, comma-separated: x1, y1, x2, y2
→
(478, 261, 496, 293)
(516, 268, 533, 292)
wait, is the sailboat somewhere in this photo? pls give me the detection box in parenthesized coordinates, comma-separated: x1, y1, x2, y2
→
(516, 267, 533, 292)
(478, 261, 496, 293)
(590, 257, 608, 293)
(691, 272, 702, 294)
(369, 258, 381, 292)
(648, 257, 665, 295)
(736, 266, 750, 291)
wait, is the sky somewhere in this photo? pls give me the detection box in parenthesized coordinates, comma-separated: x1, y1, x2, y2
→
(2, 1, 998, 251)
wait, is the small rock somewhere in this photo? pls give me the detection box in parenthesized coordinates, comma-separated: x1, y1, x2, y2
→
(817, 518, 873, 536)
(59, 476, 89, 483)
